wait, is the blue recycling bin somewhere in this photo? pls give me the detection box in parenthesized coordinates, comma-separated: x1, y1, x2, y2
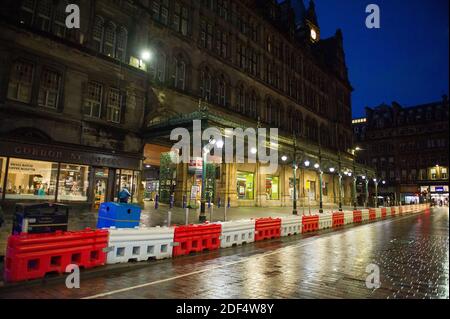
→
(96, 202, 141, 229)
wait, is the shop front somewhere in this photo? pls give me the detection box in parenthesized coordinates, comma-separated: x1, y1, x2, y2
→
(0, 139, 142, 212)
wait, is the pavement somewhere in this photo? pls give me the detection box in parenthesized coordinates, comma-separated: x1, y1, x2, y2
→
(0, 207, 447, 299)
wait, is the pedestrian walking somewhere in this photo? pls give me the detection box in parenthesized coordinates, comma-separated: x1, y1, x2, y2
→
(118, 186, 131, 203)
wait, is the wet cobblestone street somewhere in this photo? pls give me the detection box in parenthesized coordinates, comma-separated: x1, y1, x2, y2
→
(0, 207, 448, 299)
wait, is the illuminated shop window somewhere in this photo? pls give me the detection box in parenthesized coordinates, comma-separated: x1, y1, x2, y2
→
(237, 172, 254, 200)
(265, 176, 279, 200)
(58, 164, 90, 201)
(5, 158, 57, 200)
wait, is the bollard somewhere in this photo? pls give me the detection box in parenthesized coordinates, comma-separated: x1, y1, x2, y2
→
(170, 193, 174, 209)
(183, 194, 189, 225)
(217, 197, 221, 208)
(167, 210, 172, 227)
(224, 197, 230, 222)
(155, 194, 159, 209)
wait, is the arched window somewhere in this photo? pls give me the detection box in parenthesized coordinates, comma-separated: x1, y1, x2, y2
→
(199, 67, 212, 101)
(92, 16, 105, 53)
(103, 22, 116, 57)
(151, 51, 166, 83)
(116, 27, 128, 62)
(247, 90, 257, 118)
(237, 84, 245, 113)
(175, 58, 186, 90)
(216, 74, 227, 107)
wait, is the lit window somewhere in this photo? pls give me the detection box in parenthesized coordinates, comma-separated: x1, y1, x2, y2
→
(58, 164, 90, 201)
(7, 60, 34, 103)
(83, 81, 103, 118)
(38, 68, 61, 109)
(5, 158, 58, 201)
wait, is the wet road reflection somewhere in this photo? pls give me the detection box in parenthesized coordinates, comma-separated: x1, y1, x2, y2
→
(0, 208, 448, 299)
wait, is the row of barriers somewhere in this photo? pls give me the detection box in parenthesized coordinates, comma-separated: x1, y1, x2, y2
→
(4, 204, 430, 283)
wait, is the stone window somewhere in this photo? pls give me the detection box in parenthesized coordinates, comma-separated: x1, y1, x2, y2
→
(173, 2, 189, 36)
(200, 20, 213, 50)
(199, 67, 212, 101)
(38, 68, 61, 109)
(152, 0, 169, 25)
(92, 16, 105, 52)
(19, 0, 36, 26)
(236, 84, 245, 113)
(216, 75, 227, 107)
(107, 88, 122, 123)
(36, 0, 52, 32)
(151, 51, 166, 83)
(217, 0, 229, 20)
(83, 81, 103, 118)
(174, 60, 186, 91)
(53, 0, 68, 38)
(116, 27, 128, 62)
(7, 60, 34, 104)
(103, 22, 116, 58)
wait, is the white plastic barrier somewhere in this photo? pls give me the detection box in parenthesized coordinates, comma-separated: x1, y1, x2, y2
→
(375, 208, 382, 219)
(106, 226, 175, 264)
(391, 206, 399, 216)
(280, 215, 302, 237)
(343, 211, 354, 225)
(219, 219, 255, 248)
(361, 209, 370, 222)
(318, 213, 333, 230)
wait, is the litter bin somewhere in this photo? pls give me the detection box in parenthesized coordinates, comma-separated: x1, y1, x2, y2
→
(97, 202, 141, 229)
(12, 203, 69, 235)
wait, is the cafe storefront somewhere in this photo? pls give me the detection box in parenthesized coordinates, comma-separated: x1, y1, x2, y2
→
(0, 139, 142, 212)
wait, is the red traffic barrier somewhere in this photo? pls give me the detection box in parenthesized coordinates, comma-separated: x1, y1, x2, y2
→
(391, 207, 396, 217)
(302, 215, 319, 233)
(369, 209, 376, 221)
(332, 212, 345, 228)
(172, 223, 221, 257)
(4, 228, 108, 283)
(353, 210, 362, 223)
(381, 208, 387, 219)
(254, 217, 281, 241)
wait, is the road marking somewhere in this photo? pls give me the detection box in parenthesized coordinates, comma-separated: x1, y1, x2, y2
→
(83, 212, 425, 299)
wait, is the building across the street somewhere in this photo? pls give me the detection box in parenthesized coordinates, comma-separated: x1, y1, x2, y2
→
(0, 0, 373, 213)
(353, 96, 449, 206)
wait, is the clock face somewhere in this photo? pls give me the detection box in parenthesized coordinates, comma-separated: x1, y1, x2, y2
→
(310, 28, 317, 40)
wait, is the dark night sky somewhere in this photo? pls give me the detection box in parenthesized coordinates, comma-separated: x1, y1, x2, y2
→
(285, 0, 449, 118)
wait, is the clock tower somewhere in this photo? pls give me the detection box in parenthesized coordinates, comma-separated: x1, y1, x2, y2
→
(305, 0, 320, 43)
(295, 0, 320, 44)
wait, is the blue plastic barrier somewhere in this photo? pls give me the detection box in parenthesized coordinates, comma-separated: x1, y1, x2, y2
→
(96, 202, 141, 229)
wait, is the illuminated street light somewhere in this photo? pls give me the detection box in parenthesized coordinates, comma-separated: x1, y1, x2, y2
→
(250, 147, 257, 154)
(362, 175, 366, 180)
(329, 167, 335, 173)
(314, 163, 320, 169)
(304, 160, 310, 167)
(141, 50, 152, 61)
(281, 155, 288, 162)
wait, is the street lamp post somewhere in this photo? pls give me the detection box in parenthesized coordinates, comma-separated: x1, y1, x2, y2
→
(199, 141, 208, 223)
(292, 133, 298, 215)
(337, 154, 343, 211)
(353, 174, 358, 210)
(364, 174, 369, 208)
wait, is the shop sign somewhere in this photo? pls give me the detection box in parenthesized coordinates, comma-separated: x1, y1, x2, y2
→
(1, 140, 141, 169)
(189, 157, 203, 175)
